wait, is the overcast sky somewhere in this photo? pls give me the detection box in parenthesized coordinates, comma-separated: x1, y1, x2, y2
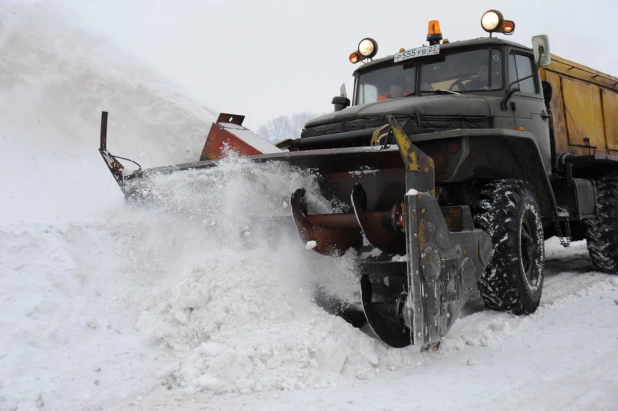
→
(58, 0, 618, 130)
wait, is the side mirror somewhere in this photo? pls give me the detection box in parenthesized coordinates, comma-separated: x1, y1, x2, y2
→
(532, 34, 551, 67)
(332, 96, 350, 112)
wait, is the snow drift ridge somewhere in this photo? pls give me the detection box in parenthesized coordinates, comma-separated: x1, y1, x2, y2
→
(0, 3, 217, 223)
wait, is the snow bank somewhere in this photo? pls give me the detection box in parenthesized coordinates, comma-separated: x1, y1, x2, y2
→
(0, 3, 217, 224)
(0, 222, 167, 410)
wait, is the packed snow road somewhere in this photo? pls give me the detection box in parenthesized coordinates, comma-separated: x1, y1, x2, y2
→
(2, 213, 616, 410)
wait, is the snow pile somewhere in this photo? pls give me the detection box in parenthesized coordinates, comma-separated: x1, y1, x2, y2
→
(119, 157, 425, 395)
(0, 222, 166, 410)
(0, 3, 217, 224)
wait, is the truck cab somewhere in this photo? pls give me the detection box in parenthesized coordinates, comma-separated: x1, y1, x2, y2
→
(298, 37, 553, 174)
(355, 38, 551, 170)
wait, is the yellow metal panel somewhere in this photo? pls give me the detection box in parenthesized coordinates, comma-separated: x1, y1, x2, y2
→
(544, 71, 571, 154)
(561, 78, 606, 150)
(548, 54, 618, 91)
(603, 89, 618, 151)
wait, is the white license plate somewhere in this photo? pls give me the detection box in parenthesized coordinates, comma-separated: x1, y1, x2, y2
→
(394, 45, 440, 63)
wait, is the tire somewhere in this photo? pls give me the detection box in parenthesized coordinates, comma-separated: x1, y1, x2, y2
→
(474, 179, 545, 315)
(584, 175, 618, 273)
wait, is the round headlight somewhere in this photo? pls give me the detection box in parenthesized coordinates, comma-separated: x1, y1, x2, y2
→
(358, 38, 378, 59)
(481, 10, 503, 32)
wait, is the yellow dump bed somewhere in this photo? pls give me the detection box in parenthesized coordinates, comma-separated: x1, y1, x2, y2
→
(541, 55, 618, 156)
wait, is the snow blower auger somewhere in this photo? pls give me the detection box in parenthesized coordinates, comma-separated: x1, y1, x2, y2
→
(290, 116, 493, 350)
(98, 111, 492, 350)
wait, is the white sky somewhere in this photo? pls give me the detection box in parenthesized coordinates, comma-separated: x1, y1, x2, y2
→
(58, 0, 618, 130)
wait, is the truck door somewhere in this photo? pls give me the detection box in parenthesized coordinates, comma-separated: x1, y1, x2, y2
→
(508, 52, 552, 174)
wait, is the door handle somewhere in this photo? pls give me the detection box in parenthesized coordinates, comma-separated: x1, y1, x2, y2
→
(540, 110, 552, 120)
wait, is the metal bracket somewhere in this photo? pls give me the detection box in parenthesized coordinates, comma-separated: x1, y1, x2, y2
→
(553, 213, 571, 247)
(216, 113, 245, 126)
(98, 111, 125, 189)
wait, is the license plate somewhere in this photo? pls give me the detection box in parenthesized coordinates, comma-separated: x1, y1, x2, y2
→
(394, 45, 440, 63)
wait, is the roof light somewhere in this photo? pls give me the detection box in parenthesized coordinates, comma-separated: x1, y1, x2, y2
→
(481, 10, 515, 36)
(428, 20, 441, 35)
(358, 38, 378, 59)
(349, 51, 360, 64)
(427, 20, 443, 45)
(500, 20, 515, 35)
(481, 9, 503, 32)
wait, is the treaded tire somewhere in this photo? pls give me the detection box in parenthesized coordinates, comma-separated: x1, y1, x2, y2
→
(474, 179, 545, 315)
(584, 175, 618, 273)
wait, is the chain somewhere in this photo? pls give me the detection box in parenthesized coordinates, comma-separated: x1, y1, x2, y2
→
(553, 214, 571, 247)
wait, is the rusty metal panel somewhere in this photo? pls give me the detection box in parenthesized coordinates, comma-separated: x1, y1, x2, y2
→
(602, 89, 618, 152)
(544, 71, 572, 155)
(200, 123, 263, 160)
(561, 77, 606, 151)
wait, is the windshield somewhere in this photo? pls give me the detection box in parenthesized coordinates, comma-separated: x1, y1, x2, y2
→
(355, 48, 503, 105)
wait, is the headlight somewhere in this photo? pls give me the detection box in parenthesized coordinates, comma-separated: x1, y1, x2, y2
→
(349, 51, 360, 64)
(358, 38, 378, 59)
(481, 10, 503, 32)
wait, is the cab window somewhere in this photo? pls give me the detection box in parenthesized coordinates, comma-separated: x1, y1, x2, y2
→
(508, 54, 537, 93)
(419, 49, 503, 93)
(355, 65, 417, 105)
(354, 48, 504, 105)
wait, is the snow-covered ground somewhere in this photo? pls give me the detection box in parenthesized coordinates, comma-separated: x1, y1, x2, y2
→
(130, 240, 618, 411)
(1, 4, 617, 411)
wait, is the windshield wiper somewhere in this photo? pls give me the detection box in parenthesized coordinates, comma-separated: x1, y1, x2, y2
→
(422, 89, 460, 95)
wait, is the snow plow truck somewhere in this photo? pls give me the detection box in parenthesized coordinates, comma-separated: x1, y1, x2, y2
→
(100, 10, 618, 351)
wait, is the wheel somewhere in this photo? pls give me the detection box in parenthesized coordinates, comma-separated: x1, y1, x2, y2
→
(584, 174, 618, 273)
(474, 179, 545, 314)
